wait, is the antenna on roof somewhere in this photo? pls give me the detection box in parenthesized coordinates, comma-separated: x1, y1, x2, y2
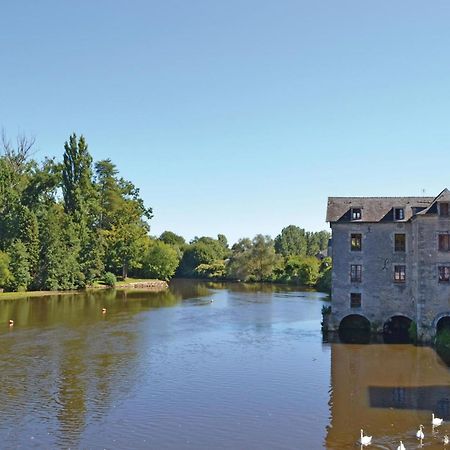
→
(422, 188, 426, 195)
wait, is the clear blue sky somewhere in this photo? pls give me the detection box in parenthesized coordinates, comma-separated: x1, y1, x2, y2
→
(2, 1, 450, 244)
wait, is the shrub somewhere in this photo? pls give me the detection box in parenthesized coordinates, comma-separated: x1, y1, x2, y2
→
(104, 272, 117, 287)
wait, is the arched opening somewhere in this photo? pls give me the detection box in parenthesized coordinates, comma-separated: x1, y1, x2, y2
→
(383, 315, 413, 343)
(436, 316, 450, 366)
(437, 316, 450, 334)
(338, 314, 371, 344)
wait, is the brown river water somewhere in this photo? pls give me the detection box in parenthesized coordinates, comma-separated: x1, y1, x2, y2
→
(0, 280, 449, 449)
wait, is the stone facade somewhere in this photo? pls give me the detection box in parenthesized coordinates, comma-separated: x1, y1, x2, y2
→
(326, 189, 450, 342)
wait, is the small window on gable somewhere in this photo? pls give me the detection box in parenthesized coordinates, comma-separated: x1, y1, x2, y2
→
(394, 208, 405, 221)
(440, 203, 449, 217)
(350, 293, 361, 308)
(351, 208, 362, 221)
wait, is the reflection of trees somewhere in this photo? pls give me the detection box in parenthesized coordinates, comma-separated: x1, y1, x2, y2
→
(0, 287, 186, 448)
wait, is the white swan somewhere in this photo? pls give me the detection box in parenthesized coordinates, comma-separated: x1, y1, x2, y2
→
(416, 424, 424, 444)
(397, 441, 405, 450)
(360, 429, 372, 446)
(444, 435, 449, 445)
(432, 412, 443, 427)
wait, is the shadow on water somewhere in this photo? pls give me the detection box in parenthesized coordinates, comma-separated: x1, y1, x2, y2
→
(369, 385, 450, 419)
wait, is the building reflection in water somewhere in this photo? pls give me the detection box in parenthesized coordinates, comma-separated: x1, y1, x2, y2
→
(325, 343, 450, 449)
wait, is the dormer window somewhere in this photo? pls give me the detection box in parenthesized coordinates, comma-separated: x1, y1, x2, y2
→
(351, 208, 362, 221)
(440, 203, 449, 217)
(394, 208, 405, 221)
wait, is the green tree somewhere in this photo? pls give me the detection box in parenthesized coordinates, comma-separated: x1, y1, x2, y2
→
(305, 230, 330, 256)
(283, 255, 320, 286)
(159, 231, 186, 248)
(0, 251, 11, 288)
(228, 235, 281, 282)
(37, 205, 83, 290)
(95, 159, 152, 279)
(141, 240, 179, 280)
(62, 134, 95, 215)
(178, 236, 229, 277)
(7, 240, 32, 291)
(275, 225, 307, 256)
(195, 261, 226, 279)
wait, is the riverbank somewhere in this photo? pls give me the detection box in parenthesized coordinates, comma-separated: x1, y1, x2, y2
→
(0, 278, 168, 300)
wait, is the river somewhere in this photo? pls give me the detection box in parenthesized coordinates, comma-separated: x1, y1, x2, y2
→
(0, 280, 449, 449)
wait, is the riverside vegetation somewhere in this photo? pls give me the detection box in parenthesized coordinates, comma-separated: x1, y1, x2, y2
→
(0, 132, 331, 294)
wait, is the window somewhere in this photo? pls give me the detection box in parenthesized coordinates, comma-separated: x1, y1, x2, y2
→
(440, 203, 449, 217)
(439, 266, 450, 282)
(394, 208, 405, 221)
(350, 264, 362, 282)
(351, 208, 362, 220)
(350, 293, 361, 308)
(439, 234, 450, 252)
(351, 234, 362, 251)
(394, 265, 406, 283)
(394, 234, 406, 252)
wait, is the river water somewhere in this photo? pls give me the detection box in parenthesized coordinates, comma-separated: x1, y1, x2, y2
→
(0, 280, 449, 449)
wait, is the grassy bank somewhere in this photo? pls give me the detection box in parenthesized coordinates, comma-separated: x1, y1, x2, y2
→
(0, 290, 79, 300)
(0, 278, 168, 301)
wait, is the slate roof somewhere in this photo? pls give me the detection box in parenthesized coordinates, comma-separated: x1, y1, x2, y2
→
(326, 196, 434, 223)
(416, 188, 450, 215)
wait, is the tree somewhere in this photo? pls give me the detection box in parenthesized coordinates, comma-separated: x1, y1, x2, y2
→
(159, 231, 186, 248)
(275, 225, 307, 256)
(283, 255, 320, 286)
(0, 251, 11, 288)
(141, 240, 179, 281)
(62, 134, 95, 215)
(305, 230, 330, 256)
(95, 160, 152, 278)
(228, 235, 281, 282)
(7, 240, 32, 291)
(178, 236, 229, 277)
(37, 205, 83, 290)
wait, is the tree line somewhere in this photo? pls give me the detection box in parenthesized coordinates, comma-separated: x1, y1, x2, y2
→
(0, 132, 331, 293)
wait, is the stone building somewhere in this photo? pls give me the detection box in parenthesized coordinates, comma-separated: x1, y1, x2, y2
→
(326, 188, 450, 342)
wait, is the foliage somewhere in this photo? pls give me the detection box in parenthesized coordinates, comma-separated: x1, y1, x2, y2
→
(195, 261, 226, 279)
(227, 235, 282, 282)
(141, 240, 179, 281)
(317, 259, 332, 293)
(0, 251, 11, 288)
(7, 240, 32, 291)
(275, 226, 330, 257)
(104, 272, 117, 287)
(178, 236, 229, 277)
(159, 231, 186, 248)
(408, 321, 418, 344)
(0, 131, 336, 293)
(282, 255, 320, 286)
(275, 225, 307, 256)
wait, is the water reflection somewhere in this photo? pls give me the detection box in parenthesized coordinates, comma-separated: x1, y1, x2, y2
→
(326, 343, 450, 449)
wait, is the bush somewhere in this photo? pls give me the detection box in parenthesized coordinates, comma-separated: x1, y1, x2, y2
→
(0, 251, 11, 288)
(104, 272, 117, 287)
(408, 321, 418, 344)
(142, 241, 179, 281)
